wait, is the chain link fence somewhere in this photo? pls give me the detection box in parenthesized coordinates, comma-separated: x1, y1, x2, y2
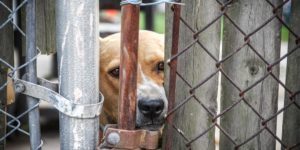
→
(163, 0, 300, 150)
(0, 0, 43, 149)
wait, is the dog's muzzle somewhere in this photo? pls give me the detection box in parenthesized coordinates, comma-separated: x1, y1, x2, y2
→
(136, 73, 168, 130)
(136, 96, 167, 130)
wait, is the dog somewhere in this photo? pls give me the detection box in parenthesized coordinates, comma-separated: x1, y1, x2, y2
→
(99, 30, 167, 130)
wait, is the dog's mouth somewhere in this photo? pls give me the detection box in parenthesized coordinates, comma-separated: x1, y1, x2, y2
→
(136, 119, 165, 131)
(136, 87, 168, 131)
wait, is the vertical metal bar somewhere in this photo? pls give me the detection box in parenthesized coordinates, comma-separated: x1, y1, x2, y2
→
(118, 1, 140, 130)
(56, 0, 99, 149)
(25, 0, 42, 149)
(163, 4, 181, 150)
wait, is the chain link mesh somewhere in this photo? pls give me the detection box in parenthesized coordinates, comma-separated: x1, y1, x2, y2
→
(0, 0, 43, 149)
(164, 0, 300, 149)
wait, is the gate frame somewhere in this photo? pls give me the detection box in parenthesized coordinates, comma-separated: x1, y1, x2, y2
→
(56, 0, 100, 149)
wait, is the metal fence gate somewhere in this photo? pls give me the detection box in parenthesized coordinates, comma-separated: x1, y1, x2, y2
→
(0, 0, 101, 149)
(1, 0, 300, 149)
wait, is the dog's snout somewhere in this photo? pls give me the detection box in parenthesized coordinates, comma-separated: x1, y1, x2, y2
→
(138, 100, 164, 118)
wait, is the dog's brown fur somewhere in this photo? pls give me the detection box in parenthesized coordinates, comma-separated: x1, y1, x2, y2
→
(99, 30, 165, 126)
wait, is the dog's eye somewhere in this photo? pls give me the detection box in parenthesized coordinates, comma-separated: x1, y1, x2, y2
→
(156, 61, 164, 72)
(109, 67, 119, 78)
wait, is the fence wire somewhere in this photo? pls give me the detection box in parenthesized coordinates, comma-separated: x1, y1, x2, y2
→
(165, 0, 300, 149)
(0, 0, 43, 149)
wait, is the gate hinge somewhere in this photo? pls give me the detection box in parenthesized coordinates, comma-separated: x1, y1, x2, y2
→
(99, 124, 161, 150)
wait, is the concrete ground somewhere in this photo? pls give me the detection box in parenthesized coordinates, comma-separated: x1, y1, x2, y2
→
(6, 107, 60, 150)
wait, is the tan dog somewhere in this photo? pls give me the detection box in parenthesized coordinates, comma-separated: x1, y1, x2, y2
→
(99, 30, 167, 130)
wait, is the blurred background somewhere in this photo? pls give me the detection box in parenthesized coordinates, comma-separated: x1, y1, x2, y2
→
(99, 0, 165, 36)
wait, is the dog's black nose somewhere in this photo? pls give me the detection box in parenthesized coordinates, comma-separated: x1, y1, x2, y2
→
(138, 100, 164, 118)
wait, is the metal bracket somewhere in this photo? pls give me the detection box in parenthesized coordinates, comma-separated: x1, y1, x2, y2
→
(100, 125, 160, 150)
(14, 78, 104, 119)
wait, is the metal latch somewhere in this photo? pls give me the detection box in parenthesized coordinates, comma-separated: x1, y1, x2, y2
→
(100, 125, 161, 150)
(14, 78, 104, 119)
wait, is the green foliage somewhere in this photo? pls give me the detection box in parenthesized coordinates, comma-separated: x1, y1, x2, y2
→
(140, 12, 165, 33)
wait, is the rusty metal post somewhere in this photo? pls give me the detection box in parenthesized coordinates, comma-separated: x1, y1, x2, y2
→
(118, 0, 140, 130)
(163, 4, 181, 150)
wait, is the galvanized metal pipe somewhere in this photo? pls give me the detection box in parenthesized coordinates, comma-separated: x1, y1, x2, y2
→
(56, 0, 99, 149)
(25, 0, 42, 149)
(118, 0, 140, 130)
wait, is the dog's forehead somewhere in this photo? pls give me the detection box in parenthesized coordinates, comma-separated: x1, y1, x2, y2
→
(100, 31, 164, 66)
(100, 30, 164, 52)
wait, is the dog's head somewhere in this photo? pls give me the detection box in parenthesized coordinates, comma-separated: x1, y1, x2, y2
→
(99, 30, 166, 130)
